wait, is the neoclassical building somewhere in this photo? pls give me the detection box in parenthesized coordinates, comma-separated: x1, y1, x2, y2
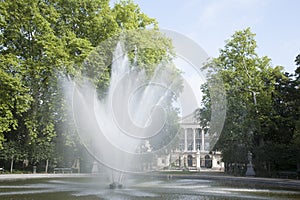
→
(156, 113, 224, 171)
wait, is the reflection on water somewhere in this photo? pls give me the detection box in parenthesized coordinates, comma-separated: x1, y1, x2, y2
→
(0, 176, 299, 200)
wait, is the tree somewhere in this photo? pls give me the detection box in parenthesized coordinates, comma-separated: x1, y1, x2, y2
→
(253, 55, 300, 175)
(288, 55, 300, 170)
(0, 0, 180, 172)
(0, 55, 32, 148)
(198, 28, 285, 175)
(0, 141, 24, 173)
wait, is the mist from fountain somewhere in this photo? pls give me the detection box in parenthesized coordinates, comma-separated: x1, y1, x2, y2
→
(62, 41, 182, 186)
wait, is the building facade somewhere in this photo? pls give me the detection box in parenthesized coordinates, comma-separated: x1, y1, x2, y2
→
(156, 113, 224, 171)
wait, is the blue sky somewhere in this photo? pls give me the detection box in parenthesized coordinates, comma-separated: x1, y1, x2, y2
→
(115, 0, 300, 74)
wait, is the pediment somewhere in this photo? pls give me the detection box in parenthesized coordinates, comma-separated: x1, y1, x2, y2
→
(179, 113, 198, 125)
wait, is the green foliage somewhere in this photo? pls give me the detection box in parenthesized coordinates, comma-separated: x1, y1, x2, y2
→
(112, 0, 157, 30)
(0, 0, 178, 172)
(82, 29, 175, 98)
(0, 141, 23, 162)
(0, 55, 32, 148)
(198, 28, 299, 175)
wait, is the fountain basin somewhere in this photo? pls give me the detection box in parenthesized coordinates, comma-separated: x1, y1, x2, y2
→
(1, 174, 300, 199)
(109, 182, 123, 189)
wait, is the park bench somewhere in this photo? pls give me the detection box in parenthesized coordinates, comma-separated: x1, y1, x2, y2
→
(278, 171, 299, 179)
(53, 168, 73, 174)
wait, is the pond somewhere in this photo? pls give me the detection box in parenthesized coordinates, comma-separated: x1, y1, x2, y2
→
(0, 175, 299, 200)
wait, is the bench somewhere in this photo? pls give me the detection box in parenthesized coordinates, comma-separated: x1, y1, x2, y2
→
(54, 168, 73, 174)
(278, 171, 299, 179)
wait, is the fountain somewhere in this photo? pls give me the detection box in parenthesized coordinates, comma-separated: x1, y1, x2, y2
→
(62, 29, 228, 189)
(109, 181, 123, 189)
(64, 40, 182, 188)
(1, 30, 300, 200)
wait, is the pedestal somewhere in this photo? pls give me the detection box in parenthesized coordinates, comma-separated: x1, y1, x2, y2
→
(91, 161, 99, 174)
(245, 163, 255, 176)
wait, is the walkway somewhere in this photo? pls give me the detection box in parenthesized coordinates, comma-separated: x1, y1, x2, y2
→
(0, 173, 91, 181)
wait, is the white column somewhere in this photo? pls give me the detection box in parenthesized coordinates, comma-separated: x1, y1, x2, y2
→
(201, 129, 205, 151)
(184, 128, 187, 152)
(179, 155, 182, 167)
(196, 151, 201, 171)
(193, 128, 196, 151)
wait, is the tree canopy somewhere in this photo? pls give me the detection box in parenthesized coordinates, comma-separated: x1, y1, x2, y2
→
(0, 0, 178, 173)
(197, 28, 300, 176)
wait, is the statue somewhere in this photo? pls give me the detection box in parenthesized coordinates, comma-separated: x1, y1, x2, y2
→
(247, 151, 252, 164)
(245, 151, 255, 176)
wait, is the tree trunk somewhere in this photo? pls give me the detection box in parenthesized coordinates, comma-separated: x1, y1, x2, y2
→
(45, 159, 49, 173)
(10, 155, 14, 173)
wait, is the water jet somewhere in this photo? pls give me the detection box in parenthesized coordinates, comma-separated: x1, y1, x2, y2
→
(63, 40, 181, 188)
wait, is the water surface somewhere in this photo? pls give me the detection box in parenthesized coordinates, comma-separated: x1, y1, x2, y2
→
(0, 176, 299, 200)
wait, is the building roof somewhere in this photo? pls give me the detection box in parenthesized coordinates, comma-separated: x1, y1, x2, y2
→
(179, 113, 200, 129)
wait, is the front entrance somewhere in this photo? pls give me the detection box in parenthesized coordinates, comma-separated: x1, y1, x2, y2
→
(205, 155, 212, 168)
(187, 155, 193, 167)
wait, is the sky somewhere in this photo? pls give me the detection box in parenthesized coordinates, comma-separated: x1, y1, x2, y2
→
(128, 0, 300, 74)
